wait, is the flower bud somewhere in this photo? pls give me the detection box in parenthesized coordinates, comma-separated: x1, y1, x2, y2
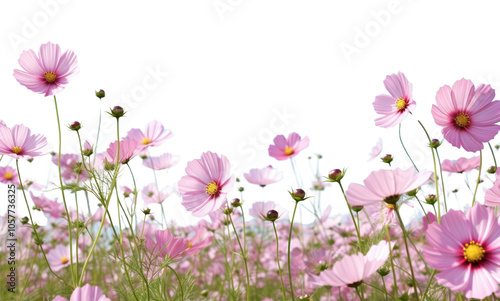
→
(265, 209, 279, 222)
(238, 187, 244, 192)
(381, 154, 393, 165)
(407, 188, 419, 197)
(200, 290, 209, 297)
(95, 89, 105, 99)
(27, 158, 34, 163)
(351, 206, 364, 212)
(109, 106, 125, 118)
(142, 208, 151, 215)
(425, 194, 437, 205)
(298, 294, 312, 301)
(231, 198, 242, 207)
(20, 216, 29, 225)
(487, 166, 497, 174)
(377, 264, 391, 277)
(327, 169, 344, 182)
(69, 121, 81, 131)
(429, 139, 441, 149)
(222, 206, 234, 215)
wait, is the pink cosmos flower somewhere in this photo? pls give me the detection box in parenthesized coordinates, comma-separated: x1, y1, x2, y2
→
(373, 72, 415, 128)
(0, 124, 48, 159)
(244, 165, 283, 187)
(368, 138, 383, 161)
(13, 42, 78, 97)
(30, 192, 65, 219)
(432, 79, 500, 152)
(53, 284, 111, 301)
(310, 240, 390, 287)
(0, 165, 20, 186)
(52, 153, 88, 182)
(178, 151, 234, 217)
(441, 156, 480, 173)
(141, 183, 173, 204)
(105, 138, 139, 164)
(346, 167, 432, 207)
(268, 133, 310, 161)
(126, 121, 173, 152)
(82, 140, 93, 156)
(144, 229, 190, 261)
(423, 204, 500, 299)
(249, 201, 287, 221)
(485, 173, 500, 207)
(142, 152, 180, 170)
(0, 120, 5, 128)
(46, 244, 80, 272)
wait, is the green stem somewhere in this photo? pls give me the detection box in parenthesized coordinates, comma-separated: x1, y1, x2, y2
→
(18, 248, 38, 300)
(423, 269, 436, 300)
(415, 196, 429, 223)
(287, 201, 299, 301)
(167, 265, 184, 300)
(435, 149, 448, 213)
(53, 95, 75, 285)
(395, 207, 420, 301)
(472, 150, 482, 206)
(227, 208, 251, 301)
(399, 123, 419, 172)
(92, 107, 102, 168)
(272, 222, 287, 301)
(355, 286, 365, 301)
(384, 225, 398, 298)
(337, 182, 361, 247)
(489, 142, 498, 170)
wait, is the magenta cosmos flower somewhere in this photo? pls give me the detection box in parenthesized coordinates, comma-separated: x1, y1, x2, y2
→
(53, 284, 111, 301)
(373, 72, 416, 128)
(126, 121, 173, 152)
(244, 165, 283, 187)
(0, 124, 48, 159)
(441, 156, 480, 173)
(13, 42, 78, 97)
(268, 132, 310, 160)
(423, 204, 500, 299)
(178, 151, 234, 217)
(142, 152, 179, 170)
(105, 138, 139, 164)
(346, 167, 432, 207)
(145, 229, 190, 261)
(310, 240, 390, 287)
(432, 79, 500, 152)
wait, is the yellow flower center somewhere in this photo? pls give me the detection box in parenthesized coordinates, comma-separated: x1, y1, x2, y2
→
(206, 181, 219, 195)
(284, 147, 294, 155)
(463, 241, 485, 264)
(455, 113, 470, 128)
(395, 98, 407, 110)
(142, 137, 152, 145)
(12, 146, 22, 155)
(386, 204, 395, 210)
(187, 241, 192, 248)
(60, 256, 69, 264)
(44, 71, 57, 83)
(4, 172, 13, 180)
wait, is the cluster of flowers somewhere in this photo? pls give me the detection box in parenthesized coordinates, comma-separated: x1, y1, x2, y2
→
(2, 42, 500, 300)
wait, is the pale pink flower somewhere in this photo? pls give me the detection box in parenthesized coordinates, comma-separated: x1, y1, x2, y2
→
(268, 133, 309, 161)
(52, 153, 88, 182)
(126, 121, 173, 152)
(0, 165, 19, 186)
(53, 284, 111, 301)
(423, 204, 500, 299)
(30, 192, 65, 219)
(141, 184, 173, 204)
(485, 172, 500, 207)
(249, 201, 287, 221)
(432, 78, 500, 152)
(0, 124, 48, 159)
(142, 152, 179, 170)
(13, 42, 78, 97)
(310, 240, 390, 287)
(346, 167, 432, 207)
(105, 138, 139, 164)
(178, 151, 234, 217)
(144, 229, 190, 260)
(368, 138, 383, 161)
(441, 156, 480, 173)
(0, 120, 5, 128)
(46, 244, 79, 272)
(373, 72, 415, 128)
(244, 165, 283, 187)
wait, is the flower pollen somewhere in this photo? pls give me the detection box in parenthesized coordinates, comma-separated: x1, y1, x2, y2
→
(395, 98, 407, 110)
(454, 113, 470, 128)
(386, 204, 395, 210)
(60, 256, 69, 264)
(187, 241, 192, 248)
(4, 172, 13, 180)
(142, 137, 152, 145)
(206, 181, 219, 195)
(12, 146, 22, 155)
(463, 241, 485, 264)
(284, 147, 294, 155)
(44, 71, 57, 83)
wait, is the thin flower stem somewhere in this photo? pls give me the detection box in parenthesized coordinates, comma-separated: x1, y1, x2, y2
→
(365, 281, 394, 299)
(337, 182, 361, 247)
(53, 95, 75, 285)
(227, 209, 251, 301)
(395, 207, 420, 301)
(92, 107, 102, 168)
(417, 120, 441, 224)
(489, 142, 498, 170)
(272, 222, 287, 301)
(17, 247, 38, 301)
(355, 286, 365, 301)
(472, 150, 482, 206)
(380, 275, 389, 301)
(290, 158, 301, 188)
(423, 269, 436, 300)
(435, 149, 448, 213)
(384, 225, 398, 298)
(287, 201, 299, 301)
(399, 123, 419, 172)
(167, 265, 184, 300)
(16, 160, 73, 288)
(414, 196, 429, 223)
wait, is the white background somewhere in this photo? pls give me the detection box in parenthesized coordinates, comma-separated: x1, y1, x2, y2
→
(1, 0, 500, 226)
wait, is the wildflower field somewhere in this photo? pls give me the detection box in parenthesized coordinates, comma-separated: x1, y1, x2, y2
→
(2, 41, 500, 301)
